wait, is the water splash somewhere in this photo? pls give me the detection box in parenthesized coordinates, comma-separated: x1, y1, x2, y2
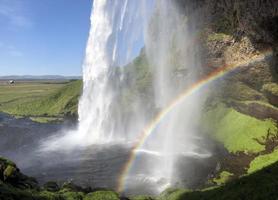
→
(137, 0, 204, 189)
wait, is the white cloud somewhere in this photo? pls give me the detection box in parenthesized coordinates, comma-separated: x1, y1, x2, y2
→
(0, 0, 32, 28)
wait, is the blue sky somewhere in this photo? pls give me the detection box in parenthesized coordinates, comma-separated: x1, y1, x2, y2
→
(0, 0, 92, 76)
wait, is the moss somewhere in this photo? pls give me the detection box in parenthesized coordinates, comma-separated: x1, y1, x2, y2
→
(213, 171, 233, 185)
(262, 83, 278, 96)
(84, 191, 120, 200)
(248, 149, 278, 174)
(202, 103, 277, 153)
(3, 165, 16, 180)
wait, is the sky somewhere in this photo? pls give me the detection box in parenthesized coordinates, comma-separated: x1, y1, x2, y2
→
(0, 0, 92, 76)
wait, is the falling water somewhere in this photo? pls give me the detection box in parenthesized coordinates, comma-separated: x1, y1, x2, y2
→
(65, 0, 152, 145)
(124, 0, 208, 193)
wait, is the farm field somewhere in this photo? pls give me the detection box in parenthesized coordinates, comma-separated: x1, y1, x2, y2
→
(0, 80, 82, 122)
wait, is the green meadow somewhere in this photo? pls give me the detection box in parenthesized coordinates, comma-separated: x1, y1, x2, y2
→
(0, 80, 82, 122)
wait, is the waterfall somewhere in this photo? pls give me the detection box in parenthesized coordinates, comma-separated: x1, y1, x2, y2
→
(77, 0, 153, 144)
(40, 0, 210, 194)
(124, 1, 208, 193)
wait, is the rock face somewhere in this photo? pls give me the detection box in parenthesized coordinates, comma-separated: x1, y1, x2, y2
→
(175, 0, 278, 187)
(0, 157, 38, 190)
(178, 0, 278, 43)
(187, 1, 278, 130)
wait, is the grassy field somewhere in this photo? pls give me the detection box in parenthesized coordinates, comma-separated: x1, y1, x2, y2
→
(0, 80, 82, 122)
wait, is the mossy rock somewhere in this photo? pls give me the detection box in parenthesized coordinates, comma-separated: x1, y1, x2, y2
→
(43, 181, 60, 192)
(84, 191, 120, 200)
(61, 191, 85, 200)
(3, 165, 17, 181)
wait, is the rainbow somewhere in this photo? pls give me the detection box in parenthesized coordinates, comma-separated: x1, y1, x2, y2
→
(116, 49, 273, 192)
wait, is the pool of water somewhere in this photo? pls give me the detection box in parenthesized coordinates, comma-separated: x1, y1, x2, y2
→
(0, 112, 221, 195)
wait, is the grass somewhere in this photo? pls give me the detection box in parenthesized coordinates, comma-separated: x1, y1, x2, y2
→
(202, 103, 277, 153)
(0, 80, 82, 121)
(0, 81, 66, 109)
(248, 149, 278, 174)
(30, 117, 64, 123)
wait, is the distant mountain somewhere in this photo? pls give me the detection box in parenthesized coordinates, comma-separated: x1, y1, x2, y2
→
(0, 75, 82, 80)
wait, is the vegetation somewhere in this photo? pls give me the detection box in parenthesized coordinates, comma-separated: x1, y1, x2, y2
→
(0, 80, 82, 122)
(248, 149, 278, 174)
(202, 103, 277, 153)
(262, 83, 278, 96)
(212, 171, 233, 186)
(207, 33, 232, 42)
(155, 160, 278, 200)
